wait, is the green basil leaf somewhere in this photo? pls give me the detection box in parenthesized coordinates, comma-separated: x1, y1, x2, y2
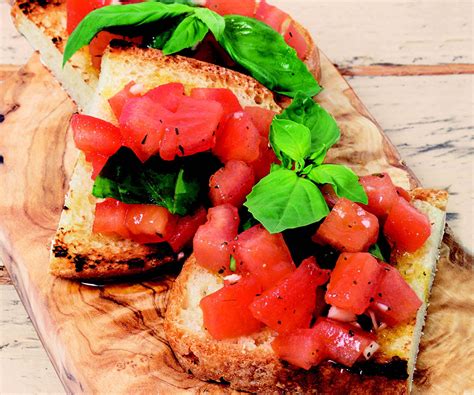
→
(229, 256, 237, 272)
(218, 16, 321, 97)
(369, 243, 385, 261)
(147, 16, 184, 49)
(277, 92, 340, 154)
(244, 167, 329, 233)
(194, 7, 225, 39)
(162, 14, 209, 55)
(148, 0, 197, 4)
(63, 2, 194, 65)
(307, 164, 368, 204)
(270, 119, 311, 163)
(93, 147, 220, 215)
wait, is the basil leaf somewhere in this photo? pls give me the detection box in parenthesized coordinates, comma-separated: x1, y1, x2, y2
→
(308, 164, 368, 204)
(162, 14, 209, 55)
(244, 167, 329, 233)
(229, 256, 237, 272)
(148, 0, 197, 4)
(270, 119, 311, 163)
(277, 92, 340, 153)
(218, 16, 321, 97)
(93, 147, 220, 215)
(63, 2, 194, 65)
(147, 16, 184, 49)
(369, 243, 385, 261)
(194, 7, 225, 39)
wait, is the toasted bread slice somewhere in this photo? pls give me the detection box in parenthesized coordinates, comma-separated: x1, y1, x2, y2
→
(50, 42, 281, 279)
(164, 189, 448, 393)
(11, 0, 320, 110)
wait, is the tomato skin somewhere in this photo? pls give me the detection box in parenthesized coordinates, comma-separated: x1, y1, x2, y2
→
(209, 160, 255, 208)
(320, 184, 339, 208)
(384, 197, 431, 252)
(396, 186, 411, 202)
(191, 88, 243, 118)
(234, 225, 295, 289)
(244, 106, 276, 137)
(255, 0, 289, 32)
(72, 114, 122, 156)
(108, 81, 138, 121)
(167, 208, 207, 253)
(359, 173, 398, 218)
(93, 198, 130, 238)
(193, 204, 240, 274)
(85, 152, 108, 179)
(313, 318, 375, 367)
(66, 0, 111, 34)
(200, 275, 263, 340)
(325, 253, 384, 315)
(370, 263, 422, 326)
(125, 205, 177, 244)
(284, 21, 308, 59)
(313, 198, 379, 253)
(272, 329, 326, 370)
(205, 0, 256, 17)
(144, 82, 185, 113)
(249, 136, 277, 180)
(250, 257, 330, 333)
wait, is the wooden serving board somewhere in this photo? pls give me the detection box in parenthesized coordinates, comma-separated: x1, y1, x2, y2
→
(0, 53, 472, 394)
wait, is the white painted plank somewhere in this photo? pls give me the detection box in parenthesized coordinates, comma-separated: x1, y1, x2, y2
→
(0, 4, 32, 65)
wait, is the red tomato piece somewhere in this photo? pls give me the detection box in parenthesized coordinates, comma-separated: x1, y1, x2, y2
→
(234, 225, 295, 289)
(313, 198, 379, 252)
(244, 106, 276, 137)
(125, 205, 177, 244)
(209, 160, 255, 207)
(272, 329, 327, 370)
(250, 257, 330, 333)
(320, 184, 339, 208)
(93, 198, 130, 238)
(85, 152, 108, 179)
(67, 0, 111, 34)
(191, 88, 243, 118)
(255, 0, 289, 32)
(248, 136, 277, 180)
(200, 276, 263, 340)
(384, 197, 431, 252)
(72, 114, 122, 156)
(359, 173, 398, 218)
(89, 31, 120, 70)
(313, 318, 376, 367)
(325, 253, 384, 315)
(396, 186, 411, 202)
(205, 0, 256, 17)
(108, 81, 138, 121)
(143, 82, 185, 113)
(213, 111, 260, 164)
(284, 21, 308, 59)
(370, 263, 422, 326)
(167, 208, 207, 253)
(193, 204, 240, 274)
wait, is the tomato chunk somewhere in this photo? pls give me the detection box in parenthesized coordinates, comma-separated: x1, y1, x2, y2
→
(193, 204, 240, 274)
(250, 257, 330, 333)
(370, 263, 423, 326)
(234, 225, 295, 289)
(384, 197, 431, 252)
(144, 82, 185, 113)
(249, 136, 277, 180)
(191, 88, 243, 118)
(125, 205, 177, 244)
(255, 0, 289, 32)
(205, 0, 256, 17)
(93, 198, 130, 238)
(313, 198, 379, 252)
(167, 208, 207, 253)
(396, 186, 411, 202)
(213, 111, 260, 164)
(320, 184, 339, 208)
(200, 276, 263, 339)
(325, 253, 384, 315)
(313, 318, 376, 367)
(67, 0, 111, 34)
(272, 329, 326, 370)
(244, 106, 275, 137)
(359, 173, 398, 218)
(108, 81, 138, 120)
(284, 21, 308, 59)
(209, 160, 255, 207)
(85, 152, 108, 179)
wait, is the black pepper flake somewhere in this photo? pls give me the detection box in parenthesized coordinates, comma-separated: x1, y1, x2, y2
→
(277, 320, 282, 325)
(367, 352, 371, 357)
(255, 293, 261, 297)
(218, 268, 225, 274)
(159, 119, 163, 124)
(368, 281, 371, 285)
(178, 145, 185, 155)
(277, 295, 283, 300)
(214, 185, 220, 189)
(0, 114, 4, 123)
(353, 280, 358, 285)
(348, 224, 353, 228)
(175, 127, 179, 135)
(387, 307, 392, 311)
(63, 205, 69, 210)
(289, 31, 293, 37)
(141, 134, 148, 145)
(155, 232, 163, 238)
(384, 267, 391, 271)
(423, 271, 427, 276)
(348, 329, 354, 337)
(369, 297, 374, 302)
(378, 293, 382, 297)
(0, 155, 4, 165)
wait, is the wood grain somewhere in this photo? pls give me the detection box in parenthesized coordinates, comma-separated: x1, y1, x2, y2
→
(339, 63, 474, 77)
(0, 54, 472, 394)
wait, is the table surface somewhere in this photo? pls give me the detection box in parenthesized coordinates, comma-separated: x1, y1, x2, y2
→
(0, 0, 472, 393)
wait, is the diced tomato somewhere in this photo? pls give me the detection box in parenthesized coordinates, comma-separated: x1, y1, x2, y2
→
(359, 173, 398, 218)
(234, 225, 295, 289)
(93, 198, 130, 238)
(209, 160, 255, 207)
(193, 204, 240, 274)
(85, 152, 108, 179)
(384, 197, 431, 252)
(370, 263, 422, 326)
(72, 114, 122, 156)
(167, 208, 207, 253)
(144, 82, 185, 113)
(313, 198, 379, 252)
(284, 21, 308, 59)
(313, 318, 375, 367)
(205, 0, 256, 17)
(108, 81, 138, 121)
(272, 329, 326, 370)
(250, 257, 330, 333)
(325, 253, 384, 315)
(213, 111, 260, 164)
(191, 88, 243, 118)
(200, 276, 263, 340)
(255, 0, 289, 32)
(320, 184, 339, 208)
(66, 0, 111, 34)
(249, 137, 277, 180)
(396, 186, 411, 202)
(89, 31, 120, 69)
(244, 106, 275, 137)
(124, 205, 177, 244)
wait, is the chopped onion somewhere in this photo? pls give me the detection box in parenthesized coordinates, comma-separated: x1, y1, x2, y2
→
(368, 309, 378, 330)
(223, 274, 241, 284)
(363, 341, 380, 360)
(327, 306, 357, 322)
(375, 302, 389, 312)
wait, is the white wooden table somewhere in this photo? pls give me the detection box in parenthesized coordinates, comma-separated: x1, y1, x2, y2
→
(0, 0, 472, 392)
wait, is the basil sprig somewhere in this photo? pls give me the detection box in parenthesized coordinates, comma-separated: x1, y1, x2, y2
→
(62, 2, 320, 97)
(244, 93, 368, 233)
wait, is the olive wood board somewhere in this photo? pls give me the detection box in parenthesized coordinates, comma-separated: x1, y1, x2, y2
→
(0, 53, 472, 394)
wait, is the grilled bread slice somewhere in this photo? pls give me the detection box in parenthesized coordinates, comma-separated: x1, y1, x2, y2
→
(11, 0, 321, 110)
(50, 42, 281, 279)
(164, 189, 448, 393)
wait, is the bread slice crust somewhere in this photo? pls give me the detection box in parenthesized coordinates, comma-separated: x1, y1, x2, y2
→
(164, 189, 448, 393)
